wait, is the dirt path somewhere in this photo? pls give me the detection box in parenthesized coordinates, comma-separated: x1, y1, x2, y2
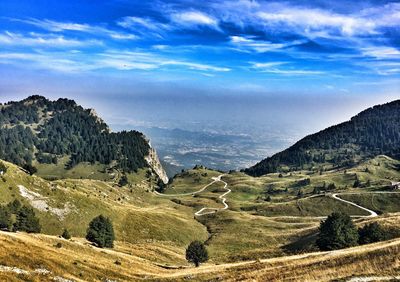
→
(154, 174, 231, 216)
(331, 193, 378, 217)
(194, 176, 230, 216)
(154, 173, 399, 219)
(330, 191, 400, 218)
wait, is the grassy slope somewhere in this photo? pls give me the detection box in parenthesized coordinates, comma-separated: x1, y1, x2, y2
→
(0, 231, 184, 282)
(0, 227, 399, 281)
(0, 161, 208, 248)
(35, 156, 114, 181)
(165, 168, 221, 194)
(0, 155, 399, 279)
(194, 237, 400, 282)
(157, 156, 400, 263)
(340, 193, 400, 214)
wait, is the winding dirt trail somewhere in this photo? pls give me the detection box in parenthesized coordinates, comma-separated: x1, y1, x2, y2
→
(331, 193, 378, 217)
(154, 173, 400, 219)
(194, 176, 230, 216)
(154, 174, 231, 217)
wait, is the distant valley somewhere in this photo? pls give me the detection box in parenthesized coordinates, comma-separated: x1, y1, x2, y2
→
(0, 96, 398, 281)
(113, 126, 296, 176)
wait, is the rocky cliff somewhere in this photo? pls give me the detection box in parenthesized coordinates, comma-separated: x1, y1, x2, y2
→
(145, 142, 169, 184)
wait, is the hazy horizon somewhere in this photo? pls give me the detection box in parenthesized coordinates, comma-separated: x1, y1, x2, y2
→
(1, 0, 399, 169)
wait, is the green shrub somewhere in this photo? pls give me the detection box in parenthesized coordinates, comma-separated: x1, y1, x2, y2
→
(7, 199, 21, 214)
(0, 206, 12, 230)
(86, 215, 115, 248)
(358, 222, 386, 244)
(22, 164, 37, 175)
(185, 241, 208, 267)
(118, 174, 128, 187)
(316, 212, 359, 251)
(13, 206, 41, 233)
(61, 229, 71, 240)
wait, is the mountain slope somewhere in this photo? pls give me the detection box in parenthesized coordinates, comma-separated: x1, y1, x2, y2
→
(245, 100, 400, 176)
(0, 95, 167, 182)
(0, 159, 206, 247)
(0, 229, 399, 281)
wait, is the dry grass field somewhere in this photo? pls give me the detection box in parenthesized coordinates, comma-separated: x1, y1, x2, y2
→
(0, 157, 399, 281)
(0, 229, 399, 281)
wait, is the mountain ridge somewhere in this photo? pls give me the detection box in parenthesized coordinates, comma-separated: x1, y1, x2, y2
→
(0, 95, 168, 183)
(245, 99, 400, 176)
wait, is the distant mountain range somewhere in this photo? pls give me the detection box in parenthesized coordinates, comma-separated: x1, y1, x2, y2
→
(0, 95, 167, 182)
(245, 100, 400, 176)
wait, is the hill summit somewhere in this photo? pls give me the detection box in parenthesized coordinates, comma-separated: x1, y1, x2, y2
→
(245, 99, 400, 176)
(0, 95, 168, 183)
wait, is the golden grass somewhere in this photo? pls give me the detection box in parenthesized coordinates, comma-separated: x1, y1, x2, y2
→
(164, 238, 400, 281)
(0, 231, 185, 281)
(0, 222, 399, 281)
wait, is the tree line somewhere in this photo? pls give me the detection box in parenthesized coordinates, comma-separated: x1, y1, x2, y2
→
(246, 100, 400, 176)
(0, 96, 150, 173)
(316, 212, 398, 251)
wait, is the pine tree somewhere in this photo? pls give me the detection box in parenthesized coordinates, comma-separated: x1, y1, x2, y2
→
(316, 212, 358, 251)
(358, 222, 386, 244)
(14, 206, 41, 233)
(186, 241, 208, 267)
(6, 199, 21, 213)
(62, 228, 71, 239)
(0, 206, 12, 230)
(86, 215, 115, 248)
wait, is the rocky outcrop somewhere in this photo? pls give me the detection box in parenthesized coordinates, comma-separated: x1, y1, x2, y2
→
(145, 143, 169, 184)
(88, 108, 110, 133)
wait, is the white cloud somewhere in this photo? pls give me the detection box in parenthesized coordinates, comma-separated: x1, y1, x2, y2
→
(161, 60, 230, 72)
(152, 45, 169, 50)
(256, 8, 376, 37)
(0, 50, 231, 73)
(361, 47, 400, 59)
(263, 69, 325, 75)
(170, 11, 218, 29)
(250, 61, 287, 69)
(0, 52, 95, 72)
(229, 36, 298, 53)
(355, 57, 400, 76)
(211, 1, 400, 40)
(12, 18, 137, 40)
(0, 31, 101, 47)
(116, 16, 171, 39)
(250, 61, 324, 75)
(117, 16, 167, 31)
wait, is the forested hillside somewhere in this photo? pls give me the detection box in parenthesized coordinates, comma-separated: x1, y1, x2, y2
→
(0, 95, 150, 173)
(245, 100, 400, 176)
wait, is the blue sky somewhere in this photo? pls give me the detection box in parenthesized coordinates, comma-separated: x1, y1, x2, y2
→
(0, 0, 399, 136)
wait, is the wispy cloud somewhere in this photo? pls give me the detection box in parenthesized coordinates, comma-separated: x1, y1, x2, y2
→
(361, 47, 400, 59)
(0, 52, 95, 72)
(0, 31, 102, 47)
(250, 62, 288, 69)
(116, 16, 170, 38)
(161, 60, 230, 72)
(229, 36, 296, 53)
(2, 0, 400, 81)
(117, 10, 219, 37)
(211, 1, 400, 38)
(250, 61, 324, 75)
(11, 18, 137, 40)
(170, 11, 218, 29)
(256, 7, 376, 38)
(0, 49, 231, 73)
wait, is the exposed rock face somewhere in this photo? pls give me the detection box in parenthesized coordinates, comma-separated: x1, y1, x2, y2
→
(145, 143, 169, 184)
(88, 108, 110, 133)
